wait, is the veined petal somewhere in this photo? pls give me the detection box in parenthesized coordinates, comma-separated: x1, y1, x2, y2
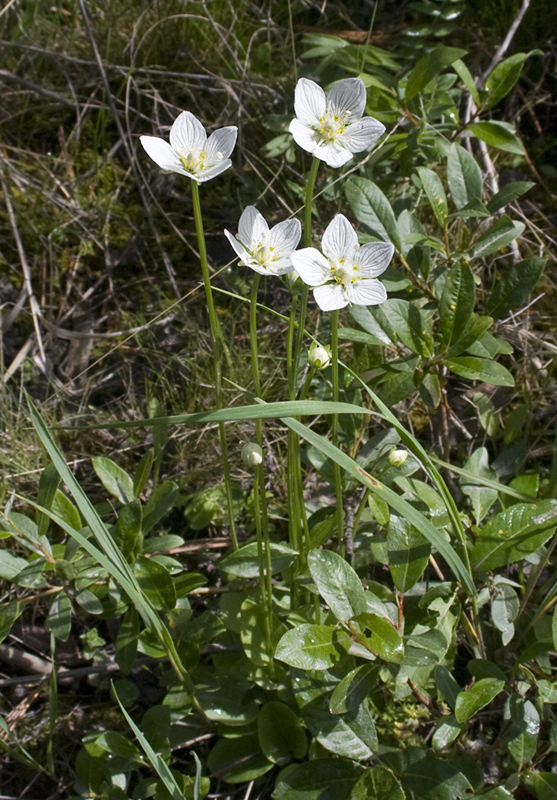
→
(337, 117, 385, 154)
(327, 78, 366, 119)
(206, 126, 238, 160)
(313, 283, 349, 311)
(269, 219, 302, 255)
(238, 206, 268, 248)
(169, 111, 206, 152)
(196, 159, 233, 182)
(291, 248, 330, 286)
(266, 255, 295, 276)
(322, 214, 358, 262)
(224, 229, 251, 262)
(289, 119, 320, 155)
(312, 139, 353, 168)
(346, 278, 387, 306)
(140, 136, 184, 172)
(354, 241, 395, 277)
(294, 78, 326, 125)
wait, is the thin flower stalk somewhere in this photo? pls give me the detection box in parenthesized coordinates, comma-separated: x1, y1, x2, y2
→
(330, 308, 345, 555)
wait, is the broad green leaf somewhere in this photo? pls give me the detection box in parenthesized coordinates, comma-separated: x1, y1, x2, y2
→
(85, 730, 141, 763)
(46, 592, 72, 642)
(195, 673, 257, 726)
(220, 541, 298, 578)
(491, 583, 519, 645)
(447, 143, 482, 209)
(345, 177, 402, 251)
(454, 678, 505, 723)
(405, 46, 467, 100)
(417, 167, 448, 229)
(0, 599, 20, 644)
(403, 629, 448, 667)
(329, 664, 376, 714)
(51, 490, 82, 533)
(471, 500, 557, 571)
(352, 765, 405, 800)
(468, 121, 523, 154)
(524, 772, 557, 800)
(114, 500, 143, 561)
(446, 356, 514, 387)
(468, 658, 506, 682)
(486, 257, 546, 319)
(273, 758, 364, 800)
(447, 314, 493, 358)
(440, 262, 476, 347)
(92, 456, 134, 504)
(419, 372, 442, 408)
(275, 624, 350, 670)
(0, 550, 28, 580)
(485, 51, 541, 110)
(432, 715, 461, 751)
(353, 611, 404, 663)
(452, 58, 479, 105)
(460, 447, 499, 524)
(381, 298, 433, 358)
(257, 701, 307, 765)
(308, 549, 366, 623)
(404, 755, 473, 800)
(506, 696, 539, 766)
(487, 181, 535, 213)
(75, 588, 103, 615)
(134, 556, 176, 611)
(349, 304, 392, 345)
(240, 600, 287, 667)
(387, 514, 430, 591)
(435, 667, 462, 712)
(142, 481, 179, 535)
(115, 605, 139, 674)
(469, 216, 525, 258)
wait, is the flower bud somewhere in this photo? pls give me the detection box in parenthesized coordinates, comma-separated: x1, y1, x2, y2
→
(388, 448, 408, 467)
(308, 342, 331, 370)
(241, 442, 263, 467)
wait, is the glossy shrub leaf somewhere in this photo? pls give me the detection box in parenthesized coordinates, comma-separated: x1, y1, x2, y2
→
(275, 624, 350, 670)
(432, 716, 461, 751)
(440, 262, 476, 347)
(523, 772, 557, 800)
(435, 667, 462, 712)
(445, 356, 514, 387)
(381, 299, 433, 358)
(220, 541, 297, 579)
(387, 514, 430, 592)
(487, 181, 535, 213)
(468, 121, 523, 154)
(352, 765, 405, 800)
(273, 758, 364, 800)
(471, 500, 557, 571)
(257, 701, 307, 765)
(403, 629, 448, 667)
(417, 167, 448, 229)
(491, 583, 519, 646)
(469, 216, 525, 258)
(486, 257, 546, 319)
(405, 46, 467, 100)
(46, 591, 72, 642)
(506, 696, 539, 766)
(484, 51, 539, 109)
(134, 556, 176, 611)
(308, 549, 366, 623)
(403, 755, 473, 800)
(353, 612, 404, 663)
(92, 457, 134, 504)
(345, 177, 402, 251)
(207, 733, 273, 783)
(329, 664, 376, 715)
(454, 678, 505, 723)
(447, 143, 482, 209)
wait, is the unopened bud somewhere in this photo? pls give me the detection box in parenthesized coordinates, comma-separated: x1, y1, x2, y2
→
(308, 343, 331, 370)
(241, 442, 263, 467)
(388, 448, 408, 467)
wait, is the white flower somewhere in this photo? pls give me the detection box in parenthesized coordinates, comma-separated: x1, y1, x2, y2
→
(291, 214, 393, 311)
(224, 206, 302, 276)
(308, 343, 331, 369)
(289, 78, 385, 168)
(140, 111, 237, 183)
(241, 442, 263, 467)
(388, 448, 408, 467)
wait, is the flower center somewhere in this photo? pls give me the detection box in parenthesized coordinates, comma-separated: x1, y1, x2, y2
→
(317, 106, 351, 141)
(329, 258, 361, 286)
(253, 235, 277, 267)
(179, 147, 223, 174)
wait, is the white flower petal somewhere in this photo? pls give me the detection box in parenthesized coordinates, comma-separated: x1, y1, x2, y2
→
(238, 206, 268, 248)
(195, 159, 232, 182)
(224, 229, 250, 261)
(169, 111, 206, 152)
(327, 78, 366, 119)
(355, 241, 394, 277)
(294, 78, 326, 126)
(268, 257, 295, 275)
(346, 278, 387, 306)
(312, 139, 353, 168)
(337, 116, 385, 154)
(313, 283, 349, 311)
(269, 219, 301, 255)
(140, 136, 184, 172)
(291, 248, 330, 286)
(206, 126, 238, 160)
(289, 118, 320, 155)
(322, 214, 358, 262)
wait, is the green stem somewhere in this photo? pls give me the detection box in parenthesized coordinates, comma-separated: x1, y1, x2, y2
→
(330, 309, 344, 553)
(191, 180, 237, 549)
